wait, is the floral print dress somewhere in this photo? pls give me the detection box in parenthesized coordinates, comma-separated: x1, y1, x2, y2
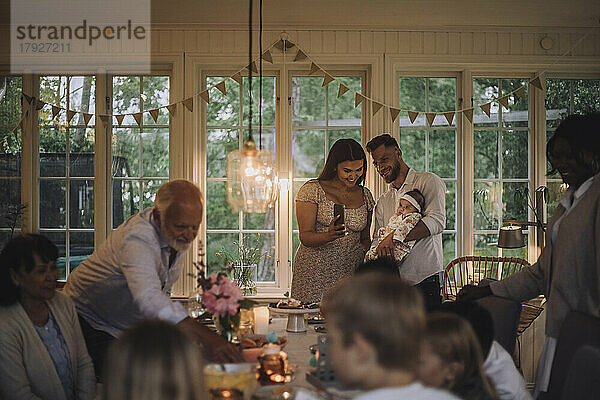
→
(291, 179, 374, 303)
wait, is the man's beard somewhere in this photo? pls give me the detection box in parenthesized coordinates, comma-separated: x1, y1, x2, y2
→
(383, 162, 401, 183)
(164, 232, 192, 252)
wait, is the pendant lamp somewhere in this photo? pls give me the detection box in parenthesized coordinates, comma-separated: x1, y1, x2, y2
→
(227, 0, 278, 213)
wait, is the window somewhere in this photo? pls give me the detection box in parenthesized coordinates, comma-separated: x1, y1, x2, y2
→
(472, 78, 530, 259)
(205, 75, 277, 281)
(291, 74, 364, 265)
(38, 76, 96, 279)
(0, 76, 23, 248)
(544, 78, 600, 216)
(111, 76, 170, 228)
(398, 76, 457, 267)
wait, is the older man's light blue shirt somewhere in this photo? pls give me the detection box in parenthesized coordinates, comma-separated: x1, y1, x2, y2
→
(64, 208, 188, 337)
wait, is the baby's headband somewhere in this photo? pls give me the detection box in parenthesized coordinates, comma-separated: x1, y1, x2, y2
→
(399, 193, 421, 213)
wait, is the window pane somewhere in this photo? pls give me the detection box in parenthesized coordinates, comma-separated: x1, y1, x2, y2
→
(474, 130, 498, 179)
(329, 76, 362, 121)
(206, 232, 239, 275)
(445, 181, 456, 230)
(206, 180, 238, 229)
(399, 129, 425, 171)
(502, 130, 528, 179)
(502, 182, 528, 222)
(244, 208, 275, 230)
(141, 179, 166, 210)
(0, 180, 22, 229)
(442, 233, 456, 269)
(399, 77, 426, 111)
(40, 179, 66, 228)
(113, 76, 141, 114)
(113, 180, 139, 228)
(0, 76, 22, 126)
(142, 76, 170, 124)
(207, 76, 239, 127)
(69, 180, 94, 228)
(430, 129, 456, 178)
(243, 233, 275, 282)
(207, 129, 238, 178)
(45, 231, 67, 280)
(500, 235, 528, 262)
(473, 233, 499, 257)
(328, 129, 361, 150)
(293, 129, 325, 177)
(243, 77, 276, 127)
(429, 78, 456, 113)
(69, 231, 94, 273)
(113, 128, 140, 177)
(474, 182, 500, 231)
(39, 129, 66, 177)
(292, 77, 325, 124)
(69, 129, 95, 177)
(142, 128, 169, 177)
(501, 79, 528, 128)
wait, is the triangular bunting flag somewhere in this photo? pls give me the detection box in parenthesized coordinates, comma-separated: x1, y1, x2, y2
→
(66, 110, 76, 123)
(463, 108, 474, 123)
(273, 39, 295, 51)
(514, 86, 526, 101)
(246, 61, 258, 73)
(183, 97, 194, 112)
(132, 112, 143, 126)
(215, 81, 227, 95)
(322, 75, 335, 87)
(115, 114, 125, 126)
(231, 73, 243, 85)
(167, 104, 177, 117)
(408, 111, 419, 124)
(497, 95, 510, 110)
(261, 50, 273, 63)
(372, 102, 383, 116)
(294, 50, 307, 62)
(22, 93, 34, 104)
(530, 76, 544, 91)
(444, 111, 455, 125)
(309, 62, 320, 75)
(51, 105, 61, 119)
(390, 108, 401, 122)
(199, 90, 210, 104)
(338, 84, 349, 98)
(36, 100, 46, 111)
(355, 93, 365, 108)
(83, 113, 93, 126)
(480, 103, 491, 117)
(426, 112, 436, 127)
(99, 115, 109, 125)
(149, 109, 159, 123)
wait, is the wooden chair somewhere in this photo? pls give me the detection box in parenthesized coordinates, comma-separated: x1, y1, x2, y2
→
(442, 255, 531, 301)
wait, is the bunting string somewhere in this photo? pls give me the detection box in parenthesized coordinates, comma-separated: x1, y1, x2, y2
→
(2, 25, 598, 152)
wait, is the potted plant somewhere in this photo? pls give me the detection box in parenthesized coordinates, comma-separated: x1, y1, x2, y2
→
(216, 235, 270, 296)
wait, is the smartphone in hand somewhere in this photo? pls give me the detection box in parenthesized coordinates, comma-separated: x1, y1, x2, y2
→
(333, 203, 345, 225)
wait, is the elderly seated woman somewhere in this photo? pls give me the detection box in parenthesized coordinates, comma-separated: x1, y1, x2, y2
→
(0, 234, 96, 400)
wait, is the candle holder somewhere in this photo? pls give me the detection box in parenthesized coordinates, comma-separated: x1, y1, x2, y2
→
(209, 388, 244, 400)
(257, 353, 287, 385)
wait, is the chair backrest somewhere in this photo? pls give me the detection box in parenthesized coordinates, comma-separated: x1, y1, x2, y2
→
(442, 256, 530, 300)
(475, 295, 522, 355)
(543, 311, 600, 400)
(560, 345, 600, 400)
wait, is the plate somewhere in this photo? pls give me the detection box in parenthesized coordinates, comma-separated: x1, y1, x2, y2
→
(268, 306, 321, 315)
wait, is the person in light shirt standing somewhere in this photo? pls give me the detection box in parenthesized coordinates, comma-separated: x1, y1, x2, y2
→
(65, 180, 241, 380)
(366, 134, 446, 309)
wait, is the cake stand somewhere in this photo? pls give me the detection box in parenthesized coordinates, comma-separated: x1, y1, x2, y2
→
(268, 307, 321, 333)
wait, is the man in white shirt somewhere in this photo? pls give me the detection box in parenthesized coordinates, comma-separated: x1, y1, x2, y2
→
(366, 134, 446, 309)
(65, 180, 241, 379)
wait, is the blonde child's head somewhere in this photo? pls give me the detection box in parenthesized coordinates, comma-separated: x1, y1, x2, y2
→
(103, 319, 206, 400)
(322, 272, 425, 388)
(418, 313, 496, 399)
(397, 189, 425, 216)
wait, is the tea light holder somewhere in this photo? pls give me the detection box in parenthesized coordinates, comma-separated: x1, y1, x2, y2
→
(209, 388, 243, 400)
(257, 353, 286, 385)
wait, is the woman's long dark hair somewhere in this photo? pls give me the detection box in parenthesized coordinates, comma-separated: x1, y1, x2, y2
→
(547, 113, 600, 177)
(317, 138, 367, 186)
(0, 234, 58, 306)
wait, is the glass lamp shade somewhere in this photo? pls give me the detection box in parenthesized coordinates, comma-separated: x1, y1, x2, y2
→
(227, 138, 278, 213)
(498, 225, 525, 248)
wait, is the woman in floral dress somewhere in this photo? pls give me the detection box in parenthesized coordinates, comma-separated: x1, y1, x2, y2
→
(291, 139, 374, 303)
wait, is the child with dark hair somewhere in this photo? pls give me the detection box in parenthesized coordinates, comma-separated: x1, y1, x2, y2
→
(365, 189, 425, 267)
(354, 258, 400, 277)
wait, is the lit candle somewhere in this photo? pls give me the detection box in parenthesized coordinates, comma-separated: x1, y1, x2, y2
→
(209, 388, 243, 400)
(253, 306, 269, 335)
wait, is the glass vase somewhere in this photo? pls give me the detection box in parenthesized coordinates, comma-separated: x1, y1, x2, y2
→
(214, 314, 241, 342)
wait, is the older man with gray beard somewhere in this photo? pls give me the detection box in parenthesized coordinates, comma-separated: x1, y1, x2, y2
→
(65, 180, 241, 380)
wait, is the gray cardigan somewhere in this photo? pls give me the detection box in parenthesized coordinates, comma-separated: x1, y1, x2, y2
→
(0, 291, 96, 400)
(490, 174, 600, 338)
